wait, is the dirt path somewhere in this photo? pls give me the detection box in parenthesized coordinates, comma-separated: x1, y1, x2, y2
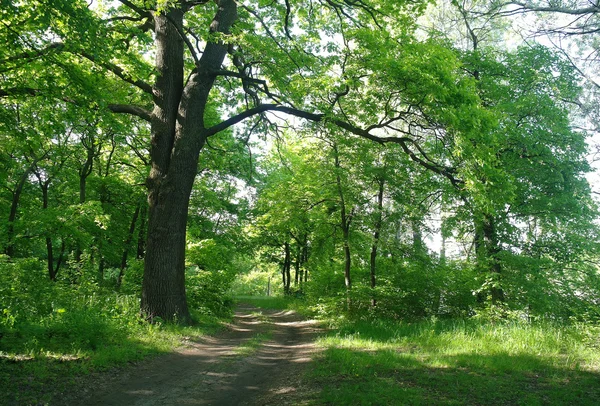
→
(69, 304, 322, 405)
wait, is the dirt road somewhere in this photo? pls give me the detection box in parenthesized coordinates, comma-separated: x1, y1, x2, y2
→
(69, 304, 322, 405)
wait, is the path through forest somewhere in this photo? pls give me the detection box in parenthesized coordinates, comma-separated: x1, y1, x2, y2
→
(69, 304, 322, 405)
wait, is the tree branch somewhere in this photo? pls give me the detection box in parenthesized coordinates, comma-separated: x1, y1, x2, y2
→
(507, 1, 600, 15)
(77, 50, 153, 94)
(205, 103, 462, 186)
(0, 42, 64, 70)
(108, 104, 152, 121)
(116, 0, 153, 18)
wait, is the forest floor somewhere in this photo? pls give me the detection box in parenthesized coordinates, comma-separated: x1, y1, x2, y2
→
(63, 303, 323, 405)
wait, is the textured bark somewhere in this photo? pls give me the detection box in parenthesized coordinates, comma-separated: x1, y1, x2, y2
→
(141, 1, 238, 323)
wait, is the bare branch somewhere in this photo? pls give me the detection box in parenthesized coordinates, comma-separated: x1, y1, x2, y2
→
(505, 1, 600, 15)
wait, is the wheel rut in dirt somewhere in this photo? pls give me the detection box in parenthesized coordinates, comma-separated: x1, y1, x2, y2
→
(73, 304, 322, 405)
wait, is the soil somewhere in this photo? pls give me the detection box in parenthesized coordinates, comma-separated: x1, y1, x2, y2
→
(64, 304, 323, 405)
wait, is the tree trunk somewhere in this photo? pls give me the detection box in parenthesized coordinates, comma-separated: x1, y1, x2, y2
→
(294, 242, 300, 286)
(5, 162, 37, 257)
(303, 242, 309, 283)
(39, 178, 56, 280)
(118, 202, 141, 287)
(332, 143, 352, 309)
(137, 202, 147, 259)
(282, 241, 291, 294)
(370, 177, 385, 307)
(482, 216, 505, 304)
(333, 144, 352, 293)
(475, 214, 505, 305)
(141, 1, 238, 323)
(412, 220, 425, 254)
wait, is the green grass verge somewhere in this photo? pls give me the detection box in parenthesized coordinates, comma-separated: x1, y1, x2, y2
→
(309, 318, 600, 405)
(0, 308, 226, 405)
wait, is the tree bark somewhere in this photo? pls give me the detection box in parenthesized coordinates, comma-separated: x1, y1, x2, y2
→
(282, 241, 292, 294)
(370, 176, 385, 307)
(141, 1, 238, 323)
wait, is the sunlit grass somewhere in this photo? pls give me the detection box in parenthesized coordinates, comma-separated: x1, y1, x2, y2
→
(310, 318, 600, 405)
(235, 332, 273, 357)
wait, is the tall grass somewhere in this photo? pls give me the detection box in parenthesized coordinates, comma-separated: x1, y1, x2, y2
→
(311, 318, 600, 405)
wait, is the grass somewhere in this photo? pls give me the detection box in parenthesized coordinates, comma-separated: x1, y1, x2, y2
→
(234, 295, 296, 310)
(0, 303, 227, 406)
(235, 332, 273, 357)
(308, 318, 600, 405)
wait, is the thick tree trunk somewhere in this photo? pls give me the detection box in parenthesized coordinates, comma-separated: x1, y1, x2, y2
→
(141, 1, 238, 323)
(142, 185, 194, 323)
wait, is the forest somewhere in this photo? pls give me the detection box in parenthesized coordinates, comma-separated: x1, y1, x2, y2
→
(2, 0, 600, 404)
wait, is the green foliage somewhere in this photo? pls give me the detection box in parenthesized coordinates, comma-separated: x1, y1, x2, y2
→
(230, 265, 281, 297)
(0, 256, 226, 404)
(186, 267, 235, 317)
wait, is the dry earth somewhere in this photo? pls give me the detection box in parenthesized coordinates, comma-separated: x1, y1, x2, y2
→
(64, 304, 323, 405)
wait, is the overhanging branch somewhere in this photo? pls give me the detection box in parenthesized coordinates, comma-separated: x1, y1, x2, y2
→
(108, 104, 152, 121)
(205, 103, 461, 186)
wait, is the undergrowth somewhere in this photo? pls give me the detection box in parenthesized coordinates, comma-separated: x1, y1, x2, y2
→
(0, 258, 231, 405)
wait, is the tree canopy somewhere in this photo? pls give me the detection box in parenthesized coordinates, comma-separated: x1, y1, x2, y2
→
(0, 0, 598, 323)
